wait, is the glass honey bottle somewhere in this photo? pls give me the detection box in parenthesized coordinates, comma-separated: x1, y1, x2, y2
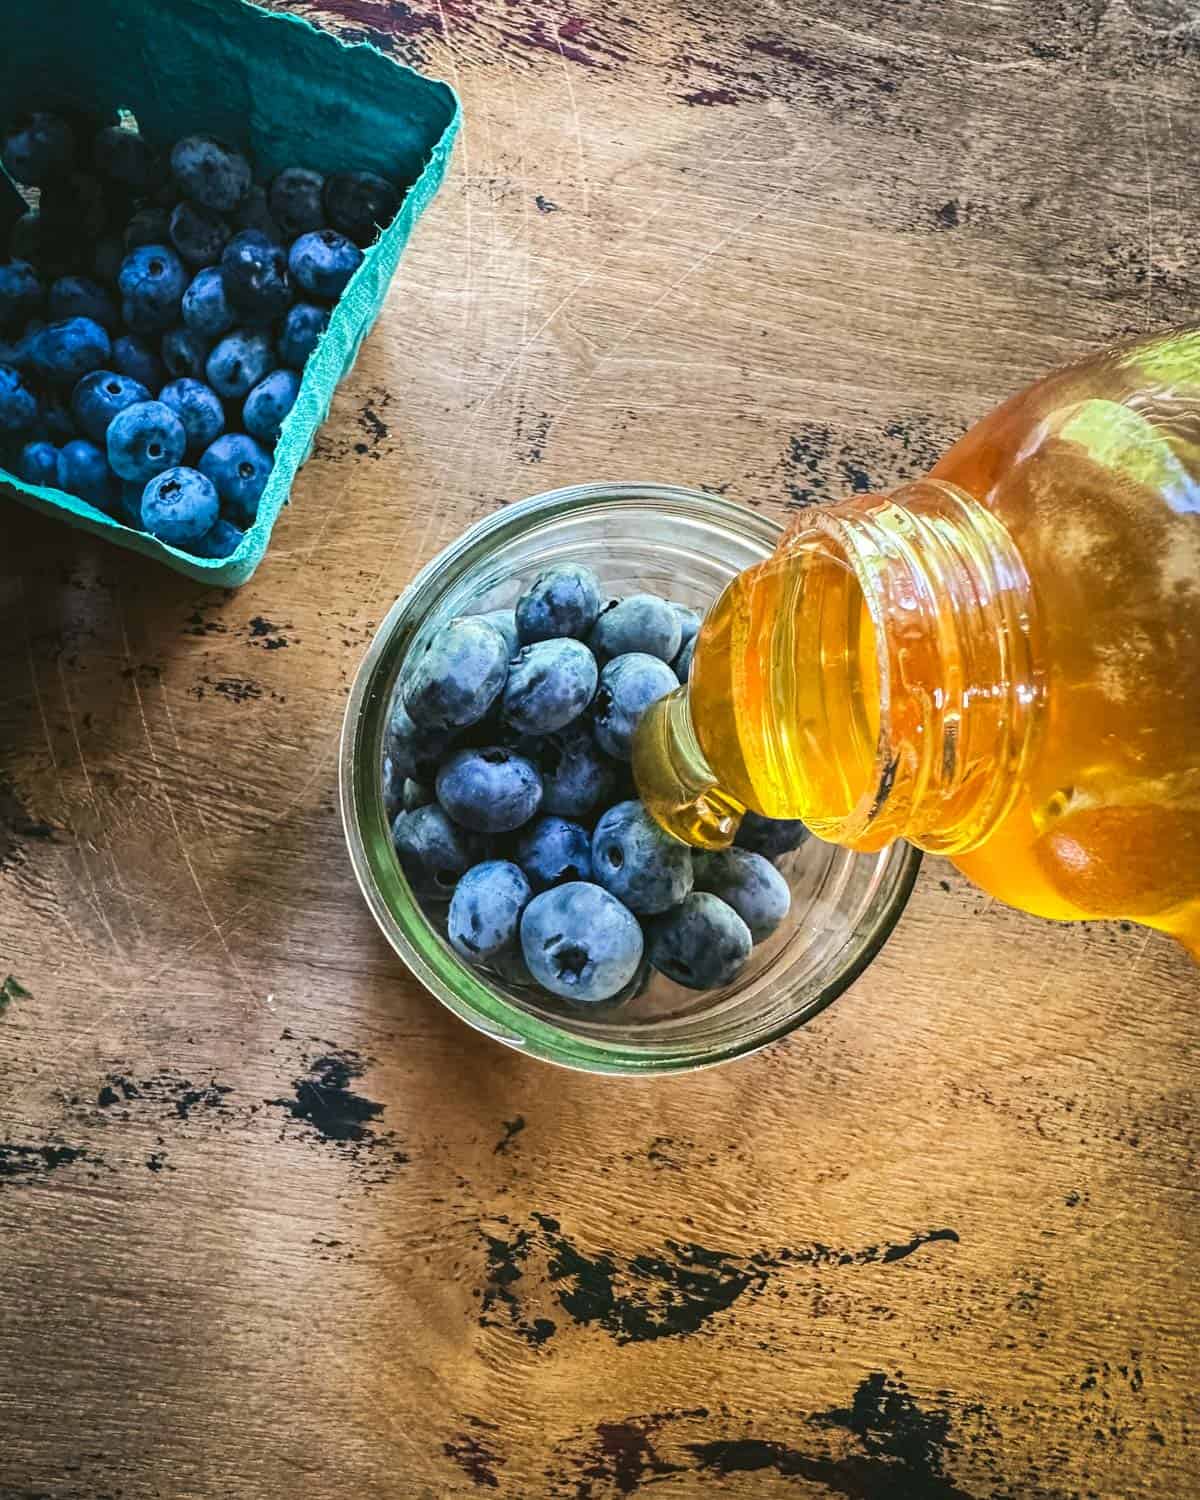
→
(635, 328, 1200, 957)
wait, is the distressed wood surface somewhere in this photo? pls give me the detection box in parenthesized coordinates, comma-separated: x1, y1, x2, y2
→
(2, 2, 1199, 1496)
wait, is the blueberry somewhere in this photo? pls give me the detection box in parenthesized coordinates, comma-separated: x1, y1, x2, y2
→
(0, 261, 43, 331)
(8, 212, 43, 266)
(448, 859, 531, 961)
(502, 637, 598, 736)
(118, 244, 186, 333)
(220, 230, 291, 325)
(92, 236, 124, 287)
(204, 328, 273, 400)
(2, 113, 74, 185)
(112, 334, 164, 391)
(323, 170, 401, 247)
(161, 326, 212, 381)
(437, 747, 542, 834)
(242, 368, 299, 446)
(520, 882, 644, 1003)
(382, 754, 404, 822)
(197, 433, 272, 527)
(269, 167, 326, 239)
(592, 652, 678, 760)
(29, 317, 110, 386)
(590, 593, 682, 664)
(93, 125, 156, 190)
(674, 634, 696, 683)
(476, 608, 519, 658)
(230, 184, 282, 242)
(693, 847, 791, 942)
(159, 377, 225, 454)
(734, 812, 810, 861)
(515, 816, 593, 892)
(533, 722, 618, 819)
(170, 135, 251, 213)
(190, 516, 244, 559)
(515, 562, 602, 643)
(123, 207, 171, 252)
(404, 616, 510, 732)
(40, 173, 107, 244)
(70, 369, 150, 443)
(486, 943, 536, 989)
(56, 439, 110, 505)
(139, 465, 219, 546)
(384, 695, 452, 779)
(182, 267, 235, 340)
(591, 799, 693, 914)
(277, 302, 328, 369)
(169, 200, 231, 268)
(106, 399, 186, 483)
(392, 803, 478, 895)
(672, 603, 701, 656)
(49, 275, 117, 332)
(645, 892, 752, 990)
(32, 390, 73, 444)
(17, 440, 58, 486)
(288, 230, 363, 302)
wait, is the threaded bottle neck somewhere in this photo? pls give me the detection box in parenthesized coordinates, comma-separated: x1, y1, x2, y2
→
(780, 480, 1045, 854)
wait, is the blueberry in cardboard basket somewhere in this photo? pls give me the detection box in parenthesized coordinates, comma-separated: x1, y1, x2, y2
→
(277, 302, 328, 369)
(694, 847, 791, 942)
(220, 231, 292, 325)
(204, 329, 273, 401)
(734, 811, 810, 861)
(18, 439, 59, 486)
(123, 207, 170, 252)
(48, 276, 117, 332)
(436, 747, 542, 835)
(92, 236, 124, 287)
(288, 230, 363, 302)
(515, 562, 602, 643)
(520, 882, 644, 1004)
(515, 816, 593, 892)
(28, 317, 111, 386)
(190, 516, 244, 560)
(140, 466, 219, 547)
(33, 390, 73, 444)
(448, 860, 531, 962)
(646, 892, 752, 991)
(2, 112, 74, 185)
(243, 368, 299, 446)
(197, 433, 272, 527)
(159, 377, 225, 455)
(106, 399, 186, 484)
(323, 170, 400, 247)
(169, 200, 231, 268)
(268, 168, 326, 239)
(592, 799, 693, 915)
(182, 267, 235, 340)
(40, 172, 108, 245)
(170, 135, 252, 213)
(70, 370, 150, 443)
(590, 593, 682, 664)
(0, 261, 43, 332)
(56, 439, 111, 505)
(392, 804, 478, 896)
(230, 184, 283, 242)
(161, 326, 211, 381)
(501, 637, 598, 735)
(93, 125, 157, 192)
(592, 652, 678, 760)
(404, 617, 511, 733)
(118, 244, 186, 333)
(112, 334, 164, 392)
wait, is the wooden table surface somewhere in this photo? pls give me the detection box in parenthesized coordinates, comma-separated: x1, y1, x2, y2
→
(2, 1, 1199, 1496)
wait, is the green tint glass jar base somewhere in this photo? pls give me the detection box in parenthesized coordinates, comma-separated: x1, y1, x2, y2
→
(340, 484, 922, 1074)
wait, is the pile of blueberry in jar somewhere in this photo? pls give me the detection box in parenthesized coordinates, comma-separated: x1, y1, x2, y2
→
(0, 110, 402, 557)
(385, 563, 809, 1009)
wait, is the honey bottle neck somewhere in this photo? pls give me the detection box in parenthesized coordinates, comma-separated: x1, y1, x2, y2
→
(770, 480, 1045, 853)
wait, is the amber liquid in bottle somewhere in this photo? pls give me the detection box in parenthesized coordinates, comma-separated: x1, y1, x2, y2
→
(636, 329, 1200, 956)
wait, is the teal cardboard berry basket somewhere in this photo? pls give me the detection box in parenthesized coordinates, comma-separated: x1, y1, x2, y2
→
(0, 0, 458, 585)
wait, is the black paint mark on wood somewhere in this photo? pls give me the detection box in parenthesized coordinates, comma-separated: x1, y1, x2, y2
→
(494, 1115, 526, 1154)
(443, 1431, 505, 1489)
(535, 194, 558, 213)
(0, 1142, 92, 1186)
(0, 974, 29, 1015)
(267, 1048, 409, 1184)
(247, 616, 291, 650)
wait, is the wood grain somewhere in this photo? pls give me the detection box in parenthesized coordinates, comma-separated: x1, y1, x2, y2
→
(1, 1, 1198, 1496)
